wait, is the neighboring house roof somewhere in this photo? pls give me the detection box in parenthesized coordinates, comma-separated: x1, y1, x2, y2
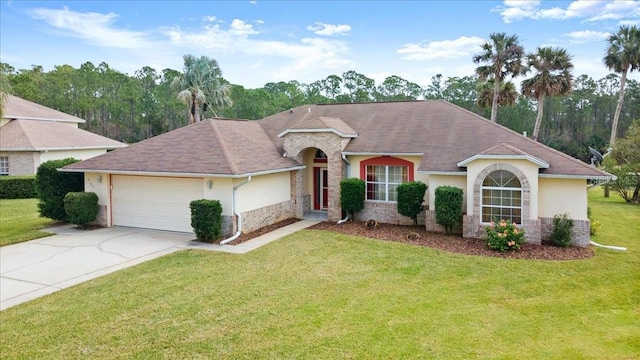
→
(63, 119, 303, 177)
(259, 100, 610, 179)
(2, 94, 85, 123)
(0, 119, 126, 151)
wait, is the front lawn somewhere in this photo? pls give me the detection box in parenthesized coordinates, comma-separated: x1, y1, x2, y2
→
(0, 198, 55, 246)
(0, 187, 638, 358)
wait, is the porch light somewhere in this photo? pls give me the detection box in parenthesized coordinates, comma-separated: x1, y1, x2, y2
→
(207, 180, 213, 189)
(96, 175, 102, 183)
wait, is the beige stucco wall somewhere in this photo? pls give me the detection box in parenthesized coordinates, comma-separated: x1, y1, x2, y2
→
(205, 177, 233, 216)
(39, 149, 107, 164)
(84, 172, 112, 226)
(235, 172, 291, 214)
(538, 177, 588, 220)
(427, 174, 467, 211)
(464, 159, 541, 219)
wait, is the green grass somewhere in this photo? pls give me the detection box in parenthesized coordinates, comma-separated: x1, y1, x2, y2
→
(0, 198, 55, 246)
(1, 188, 638, 359)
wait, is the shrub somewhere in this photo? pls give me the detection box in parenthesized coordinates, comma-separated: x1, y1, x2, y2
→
(551, 213, 574, 248)
(190, 199, 223, 242)
(434, 186, 463, 234)
(0, 176, 36, 199)
(397, 181, 427, 225)
(35, 158, 84, 221)
(485, 219, 525, 252)
(340, 178, 365, 219)
(63, 192, 99, 227)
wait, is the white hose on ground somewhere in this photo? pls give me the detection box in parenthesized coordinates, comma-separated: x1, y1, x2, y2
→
(590, 241, 627, 251)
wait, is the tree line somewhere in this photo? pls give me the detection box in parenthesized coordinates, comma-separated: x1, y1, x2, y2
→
(1, 27, 638, 164)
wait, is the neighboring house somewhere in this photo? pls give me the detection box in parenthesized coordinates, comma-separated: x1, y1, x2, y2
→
(63, 100, 611, 246)
(0, 95, 126, 176)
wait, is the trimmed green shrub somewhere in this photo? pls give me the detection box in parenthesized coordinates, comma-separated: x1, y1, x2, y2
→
(35, 158, 84, 221)
(434, 186, 463, 234)
(485, 219, 526, 252)
(340, 178, 365, 219)
(190, 199, 223, 242)
(0, 176, 36, 199)
(551, 213, 574, 248)
(64, 192, 99, 227)
(397, 181, 427, 225)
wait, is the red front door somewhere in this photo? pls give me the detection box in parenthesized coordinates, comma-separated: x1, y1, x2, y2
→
(313, 167, 329, 210)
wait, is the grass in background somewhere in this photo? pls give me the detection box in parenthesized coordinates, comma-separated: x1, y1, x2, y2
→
(0, 187, 638, 359)
(0, 198, 54, 246)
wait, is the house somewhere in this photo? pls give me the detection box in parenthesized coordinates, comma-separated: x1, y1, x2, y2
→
(0, 95, 126, 176)
(62, 100, 611, 246)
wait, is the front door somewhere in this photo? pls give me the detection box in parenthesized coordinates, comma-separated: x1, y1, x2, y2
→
(313, 167, 329, 210)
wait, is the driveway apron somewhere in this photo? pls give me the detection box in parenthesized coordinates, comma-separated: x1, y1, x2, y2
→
(0, 225, 194, 310)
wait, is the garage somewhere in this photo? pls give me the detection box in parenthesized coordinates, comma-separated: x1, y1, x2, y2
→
(111, 175, 203, 233)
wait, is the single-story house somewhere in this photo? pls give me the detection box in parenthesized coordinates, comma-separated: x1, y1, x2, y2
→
(0, 94, 126, 176)
(63, 100, 611, 246)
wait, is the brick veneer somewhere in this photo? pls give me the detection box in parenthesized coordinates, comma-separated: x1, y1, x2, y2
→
(540, 217, 591, 247)
(282, 132, 351, 222)
(241, 200, 294, 234)
(357, 201, 425, 225)
(0, 152, 36, 176)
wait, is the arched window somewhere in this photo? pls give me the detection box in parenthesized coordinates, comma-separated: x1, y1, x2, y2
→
(481, 170, 522, 224)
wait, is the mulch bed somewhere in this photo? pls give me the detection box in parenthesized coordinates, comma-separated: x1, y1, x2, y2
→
(227, 218, 301, 245)
(309, 221, 595, 261)
(227, 218, 594, 260)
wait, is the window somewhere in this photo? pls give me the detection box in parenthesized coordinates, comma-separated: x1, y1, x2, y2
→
(314, 149, 327, 163)
(360, 157, 414, 202)
(0, 157, 8, 176)
(481, 170, 522, 224)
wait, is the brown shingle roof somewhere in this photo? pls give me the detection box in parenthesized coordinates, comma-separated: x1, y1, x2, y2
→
(0, 119, 125, 151)
(64, 119, 302, 176)
(259, 100, 610, 178)
(2, 95, 85, 123)
(279, 116, 357, 137)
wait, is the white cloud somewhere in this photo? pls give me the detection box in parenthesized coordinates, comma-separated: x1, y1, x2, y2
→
(28, 7, 149, 49)
(307, 22, 351, 36)
(397, 36, 485, 61)
(494, 0, 640, 24)
(566, 30, 610, 43)
(229, 19, 258, 36)
(202, 15, 217, 23)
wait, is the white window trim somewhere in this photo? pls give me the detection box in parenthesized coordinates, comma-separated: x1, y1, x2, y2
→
(365, 164, 408, 202)
(480, 173, 523, 225)
(0, 156, 8, 176)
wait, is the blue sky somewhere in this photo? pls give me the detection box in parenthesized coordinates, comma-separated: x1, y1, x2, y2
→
(1, 1, 639, 89)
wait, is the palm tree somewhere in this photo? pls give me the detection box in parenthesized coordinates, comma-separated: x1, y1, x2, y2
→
(473, 32, 525, 122)
(604, 25, 640, 146)
(521, 47, 574, 140)
(477, 80, 518, 109)
(172, 55, 232, 125)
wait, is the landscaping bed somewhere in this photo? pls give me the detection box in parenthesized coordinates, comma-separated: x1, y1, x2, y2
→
(310, 221, 595, 261)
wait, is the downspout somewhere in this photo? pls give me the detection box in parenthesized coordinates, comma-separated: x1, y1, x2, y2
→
(589, 241, 626, 251)
(337, 153, 351, 224)
(220, 176, 252, 245)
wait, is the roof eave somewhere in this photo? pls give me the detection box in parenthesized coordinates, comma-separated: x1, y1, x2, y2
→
(0, 145, 126, 152)
(343, 152, 424, 156)
(277, 128, 358, 138)
(3, 116, 85, 123)
(457, 154, 550, 168)
(417, 170, 467, 175)
(59, 165, 306, 178)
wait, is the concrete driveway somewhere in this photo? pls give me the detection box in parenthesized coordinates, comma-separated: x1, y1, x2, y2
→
(1, 225, 194, 310)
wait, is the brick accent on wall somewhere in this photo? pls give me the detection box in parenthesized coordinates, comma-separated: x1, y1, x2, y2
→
(1, 152, 36, 176)
(282, 132, 351, 222)
(241, 200, 294, 234)
(540, 217, 590, 247)
(356, 201, 425, 225)
(424, 210, 462, 234)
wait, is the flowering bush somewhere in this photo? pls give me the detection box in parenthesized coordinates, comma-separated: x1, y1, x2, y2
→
(485, 219, 525, 252)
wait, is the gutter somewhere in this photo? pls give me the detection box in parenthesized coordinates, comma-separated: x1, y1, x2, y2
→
(342, 153, 351, 177)
(220, 176, 252, 245)
(59, 166, 306, 178)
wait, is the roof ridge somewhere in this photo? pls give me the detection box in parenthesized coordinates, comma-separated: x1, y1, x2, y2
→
(16, 120, 37, 149)
(208, 119, 239, 174)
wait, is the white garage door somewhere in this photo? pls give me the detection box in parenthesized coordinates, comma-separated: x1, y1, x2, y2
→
(112, 176, 204, 233)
